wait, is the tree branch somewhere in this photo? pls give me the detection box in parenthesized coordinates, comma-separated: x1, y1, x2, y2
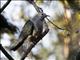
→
(46, 17, 66, 30)
(0, 44, 14, 60)
(27, 0, 43, 13)
(0, 0, 11, 13)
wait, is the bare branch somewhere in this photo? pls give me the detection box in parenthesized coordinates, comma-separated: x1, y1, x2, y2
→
(27, 0, 43, 13)
(0, 44, 14, 60)
(46, 17, 67, 30)
(0, 0, 11, 13)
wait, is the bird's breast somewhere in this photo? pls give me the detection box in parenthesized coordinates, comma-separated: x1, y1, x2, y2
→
(31, 20, 43, 33)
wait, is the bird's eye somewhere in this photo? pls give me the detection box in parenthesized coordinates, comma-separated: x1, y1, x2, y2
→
(42, 13, 43, 15)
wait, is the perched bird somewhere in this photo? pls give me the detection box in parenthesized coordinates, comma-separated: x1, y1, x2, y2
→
(11, 13, 48, 51)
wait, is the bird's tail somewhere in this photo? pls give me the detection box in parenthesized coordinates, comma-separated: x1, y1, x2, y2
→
(10, 36, 28, 51)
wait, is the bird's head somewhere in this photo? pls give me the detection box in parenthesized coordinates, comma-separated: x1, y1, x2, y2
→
(39, 13, 49, 21)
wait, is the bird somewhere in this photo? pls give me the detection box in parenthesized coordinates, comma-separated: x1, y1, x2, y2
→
(11, 13, 48, 51)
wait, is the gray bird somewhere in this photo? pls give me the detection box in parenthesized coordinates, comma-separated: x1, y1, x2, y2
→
(11, 13, 48, 51)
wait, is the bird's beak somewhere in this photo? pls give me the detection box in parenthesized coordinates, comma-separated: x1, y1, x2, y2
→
(47, 15, 50, 17)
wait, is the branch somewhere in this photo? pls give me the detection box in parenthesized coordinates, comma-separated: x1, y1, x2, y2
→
(0, 0, 11, 13)
(0, 44, 14, 60)
(21, 29, 49, 60)
(46, 17, 66, 30)
(31, 2, 43, 13)
(27, 0, 43, 13)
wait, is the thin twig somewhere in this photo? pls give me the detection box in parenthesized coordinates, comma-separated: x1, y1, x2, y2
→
(0, 44, 14, 60)
(0, 0, 11, 13)
(46, 17, 66, 30)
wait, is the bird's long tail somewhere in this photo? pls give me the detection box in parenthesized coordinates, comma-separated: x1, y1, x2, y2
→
(10, 36, 28, 51)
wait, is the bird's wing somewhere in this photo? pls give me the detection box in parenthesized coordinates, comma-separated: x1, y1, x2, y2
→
(11, 20, 34, 51)
(19, 20, 34, 40)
